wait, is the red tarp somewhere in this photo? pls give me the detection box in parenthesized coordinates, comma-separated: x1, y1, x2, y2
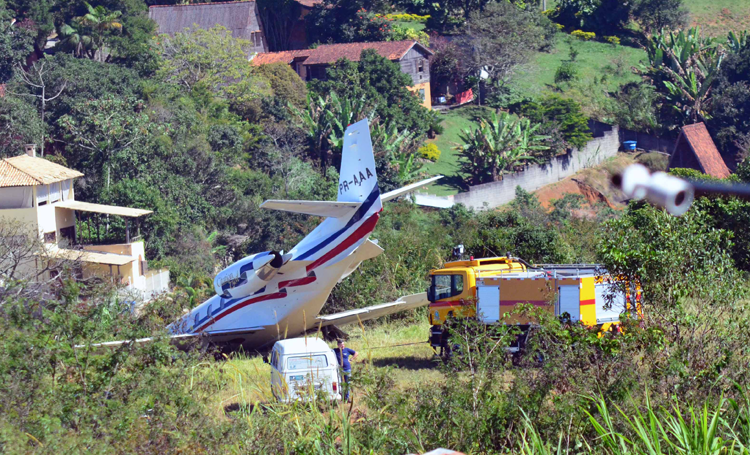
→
(455, 89, 473, 105)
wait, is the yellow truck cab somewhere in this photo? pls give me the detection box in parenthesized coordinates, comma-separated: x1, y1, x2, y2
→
(427, 257, 640, 353)
(427, 256, 527, 325)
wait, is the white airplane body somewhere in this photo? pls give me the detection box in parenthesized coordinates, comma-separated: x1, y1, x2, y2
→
(166, 119, 438, 351)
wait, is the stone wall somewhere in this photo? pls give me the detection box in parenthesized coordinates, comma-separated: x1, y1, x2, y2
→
(414, 122, 622, 211)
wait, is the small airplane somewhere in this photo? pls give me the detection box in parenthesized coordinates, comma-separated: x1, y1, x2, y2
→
(154, 119, 438, 351)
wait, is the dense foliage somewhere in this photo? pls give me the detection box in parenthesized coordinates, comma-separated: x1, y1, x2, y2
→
(4, 1, 750, 453)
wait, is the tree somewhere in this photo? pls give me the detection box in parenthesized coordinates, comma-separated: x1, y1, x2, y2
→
(515, 95, 592, 151)
(0, 95, 45, 157)
(458, 1, 555, 104)
(0, 4, 34, 83)
(256, 0, 300, 51)
(290, 91, 374, 171)
(707, 42, 750, 159)
(633, 0, 689, 35)
(11, 60, 67, 157)
(425, 0, 494, 33)
(306, 0, 393, 44)
(309, 49, 433, 137)
(57, 95, 154, 190)
(640, 27, 724, 126)
(553, 0, 634, 35)
(155, 26, 271, 119)
(254, 62, 308, 109)
(457, 111, 549, 184)
(59, 2, 123, 62)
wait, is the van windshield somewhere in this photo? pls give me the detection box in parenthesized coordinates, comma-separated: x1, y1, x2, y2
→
(287, 354, 328, 370)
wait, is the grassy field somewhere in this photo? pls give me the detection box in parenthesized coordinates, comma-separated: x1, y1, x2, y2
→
(684, 0, 750, 36)
(211, 320, 439, 417)
(421, 107, 488, 195)
(510, 33, 645, 108)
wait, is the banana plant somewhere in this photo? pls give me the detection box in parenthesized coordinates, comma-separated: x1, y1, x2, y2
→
(727, 30, 748, 54)
(641, 27, 725, 124)
(457, 112, 549, 184)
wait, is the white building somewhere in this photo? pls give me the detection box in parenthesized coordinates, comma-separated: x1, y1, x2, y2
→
(0, 146, 169, 302)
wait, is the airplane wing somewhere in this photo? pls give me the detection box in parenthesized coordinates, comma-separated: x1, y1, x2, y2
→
(315, 292, 429, 327)
(381, 175, 443, 202)
(260, 200, 360, 218)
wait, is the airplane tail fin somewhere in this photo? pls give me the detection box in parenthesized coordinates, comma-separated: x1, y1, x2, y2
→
(337, 119, 378, 203)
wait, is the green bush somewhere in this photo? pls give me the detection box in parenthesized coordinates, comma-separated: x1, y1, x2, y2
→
(418, 143, 441, 161)
(636, 151, 669, 171)
(385, 13, 430, 23)
(604, 35, 621, 45)
(571, 29, 596, 40)
(513, 95, 593, 151)
(554, 61, 578, 83)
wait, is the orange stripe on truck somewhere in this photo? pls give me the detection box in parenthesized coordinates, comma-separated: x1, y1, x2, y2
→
(580, 298, 596, 306)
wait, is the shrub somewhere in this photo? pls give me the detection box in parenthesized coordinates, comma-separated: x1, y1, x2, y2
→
(605, 35, 621, 45)
(513, 95, 593, 150)
(390, 25, 430, 46)
(636, 151, 669, 171)
(385, 13, 430, 23)
(418, 143, 441, 161)
(571, 29, 596, 40)
(554, 61, 578, 83)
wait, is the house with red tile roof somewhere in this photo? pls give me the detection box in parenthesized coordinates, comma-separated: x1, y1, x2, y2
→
(252, 40, 434, 108)
(668, 122, 731, 179)
(149, 1, 267, 55)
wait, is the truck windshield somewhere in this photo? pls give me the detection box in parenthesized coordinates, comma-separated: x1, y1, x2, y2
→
(431, 274, 464, 301)
(287, 355, 328, 370)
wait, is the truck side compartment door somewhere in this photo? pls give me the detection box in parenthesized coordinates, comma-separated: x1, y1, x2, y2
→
(477, 285, 500, 323)
(558, 285, 580, 322)
(595, 283, 625, 324)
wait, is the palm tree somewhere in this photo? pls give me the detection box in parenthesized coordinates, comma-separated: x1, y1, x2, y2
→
(457, 112, 549, 184)
(58, 22, 95, 58)
(76, 2, 122, 62)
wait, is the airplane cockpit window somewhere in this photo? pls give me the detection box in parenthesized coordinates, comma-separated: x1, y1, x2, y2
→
(287, 355, 328, 370)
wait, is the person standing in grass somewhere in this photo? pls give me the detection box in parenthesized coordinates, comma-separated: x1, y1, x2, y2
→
(333, 339, 357, 401)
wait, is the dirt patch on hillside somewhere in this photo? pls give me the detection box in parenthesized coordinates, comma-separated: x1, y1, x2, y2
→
(534, 154, 636, 213)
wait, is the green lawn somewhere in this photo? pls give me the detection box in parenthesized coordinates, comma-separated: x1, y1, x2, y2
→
(509, 33, 645, 113)
(421, 107, 490, 195)
(683, 0, 750, 36)
(545, 0, 750, 36)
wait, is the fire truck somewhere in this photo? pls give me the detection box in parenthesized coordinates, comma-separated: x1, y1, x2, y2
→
(427, 256, 639, 353)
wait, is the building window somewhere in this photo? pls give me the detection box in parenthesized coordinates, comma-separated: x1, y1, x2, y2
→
(418, 59, 424, 73)
(419, 89, 425, 101)
(44, 231, 56, 243)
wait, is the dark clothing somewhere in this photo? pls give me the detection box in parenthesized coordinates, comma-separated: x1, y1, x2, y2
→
(342, 372, 351, 401)
(333, 347, 356, 372)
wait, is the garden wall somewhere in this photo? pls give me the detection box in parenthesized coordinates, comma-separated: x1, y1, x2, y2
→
(415, 122, 625, 211)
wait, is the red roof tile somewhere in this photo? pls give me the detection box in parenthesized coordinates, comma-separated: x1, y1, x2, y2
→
(251, 49, 312, 65)
(678, 122, 731, 179)
(302, 40, 431, 65)
(149, 0, 254, 8)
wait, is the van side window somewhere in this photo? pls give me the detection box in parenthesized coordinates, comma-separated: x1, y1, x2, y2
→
(271, 351, 278, 369)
